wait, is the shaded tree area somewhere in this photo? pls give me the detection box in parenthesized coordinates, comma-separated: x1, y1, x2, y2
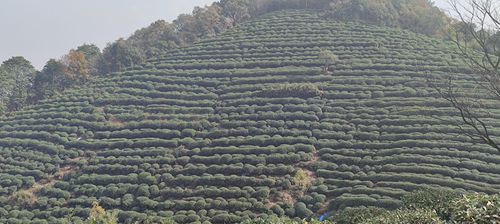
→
(0, 44, 102, 115)
(30, 44, 102, 105)
(0, 57, 36, 112)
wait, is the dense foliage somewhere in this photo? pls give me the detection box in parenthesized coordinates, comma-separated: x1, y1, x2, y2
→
(31, 44, 103, 104)
(0, 57, 36, 112)
(0, 10, 499, 224)
(0, 45, 102, 114)
(401, 188, 461, 220)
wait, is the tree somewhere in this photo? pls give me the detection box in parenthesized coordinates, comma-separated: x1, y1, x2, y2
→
(330, 0, 399, 27)
(319, 49, 338, 73)
(193, 5, 225, 37)
(99, 38, 146, 73)
(127, 20, 177, 58)
(397, 0, 450, 37)
(76, 44, 102, 75)
(27, 44, 100, 105)
(0, 56, 36, 112)
(437, 0, 500, 152)
(76, 44, 101, 60)
(31, 59, 68, 103)
(0, 67, 8, 112)
(62, 50, 92, 84)
(219, 0, 250, 25)
(174, 14, 200, 44)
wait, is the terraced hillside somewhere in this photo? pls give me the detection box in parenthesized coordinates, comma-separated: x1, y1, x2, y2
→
(0, 10, 499, 223)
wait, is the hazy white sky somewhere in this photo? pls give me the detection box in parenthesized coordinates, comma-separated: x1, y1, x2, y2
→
(1, 0, 450, 69)
(0, 0, 216, 69)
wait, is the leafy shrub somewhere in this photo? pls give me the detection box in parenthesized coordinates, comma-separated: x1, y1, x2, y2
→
(401, 188, 461, 220)
(449, 193, 500, 224)
(360, 209, 443, 224)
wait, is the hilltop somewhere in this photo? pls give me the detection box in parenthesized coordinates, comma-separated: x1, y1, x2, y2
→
(0, 10, 499, 223)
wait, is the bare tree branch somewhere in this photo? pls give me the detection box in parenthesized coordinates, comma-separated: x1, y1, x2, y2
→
(441, 0, 500, 152)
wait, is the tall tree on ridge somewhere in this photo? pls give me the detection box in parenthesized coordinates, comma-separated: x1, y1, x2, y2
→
(76, 44, 102, 76)
(31, 59, 68, 103)
(0, 57, 36, 112)
(220, 0, 250, 26)
(100, 39, 146, 74)
(62, 50, 92, 84)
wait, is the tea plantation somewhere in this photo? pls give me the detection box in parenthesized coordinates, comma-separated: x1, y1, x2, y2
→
(0, 10, 499, 223)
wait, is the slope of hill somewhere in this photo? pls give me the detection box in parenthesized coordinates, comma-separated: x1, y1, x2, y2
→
(0, 10, 499, 223)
